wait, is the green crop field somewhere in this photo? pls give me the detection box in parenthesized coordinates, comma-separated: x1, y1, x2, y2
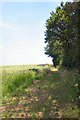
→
(0, 64, 79, 119)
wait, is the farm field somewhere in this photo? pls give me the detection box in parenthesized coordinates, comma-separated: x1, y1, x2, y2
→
(0, 64, 79, 119)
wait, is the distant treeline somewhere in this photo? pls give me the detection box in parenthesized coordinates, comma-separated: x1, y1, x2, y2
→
(45, 2, 80, 73)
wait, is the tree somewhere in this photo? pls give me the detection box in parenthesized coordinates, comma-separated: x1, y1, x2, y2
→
(45, 2, 80, 70)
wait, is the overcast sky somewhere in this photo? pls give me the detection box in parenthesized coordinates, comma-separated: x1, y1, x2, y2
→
(0, 1, 73, 65)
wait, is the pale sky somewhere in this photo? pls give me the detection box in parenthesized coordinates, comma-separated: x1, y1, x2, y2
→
(0, 1, 73, 65)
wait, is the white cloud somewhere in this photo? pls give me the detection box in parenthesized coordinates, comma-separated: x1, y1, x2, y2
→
(0, 21, 52, 65)
(0, 21, 20, 31)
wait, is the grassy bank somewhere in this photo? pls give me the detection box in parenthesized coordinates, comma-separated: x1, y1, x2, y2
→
(0, 65, 79, 118)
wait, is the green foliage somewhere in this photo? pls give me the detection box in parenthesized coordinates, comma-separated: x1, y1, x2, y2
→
(45, 2, 80, 70)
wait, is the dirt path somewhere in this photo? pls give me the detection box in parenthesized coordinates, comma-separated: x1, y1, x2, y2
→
(1, 70, 78, 118)
(1, 79, 63, 118)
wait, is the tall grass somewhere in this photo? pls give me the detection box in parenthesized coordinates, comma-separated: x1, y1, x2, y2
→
(2, 70, 36, 98)
(1, 65, 52, 98)
(1, 65, 78, 118)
